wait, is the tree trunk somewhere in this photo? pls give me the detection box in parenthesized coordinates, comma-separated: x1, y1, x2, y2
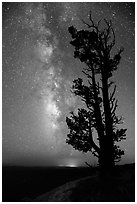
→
(100, 63, 115, 173)
(99, 136, 114, 174)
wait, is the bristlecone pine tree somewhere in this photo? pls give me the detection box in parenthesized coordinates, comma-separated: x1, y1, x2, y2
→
(66, 13, 127, 172)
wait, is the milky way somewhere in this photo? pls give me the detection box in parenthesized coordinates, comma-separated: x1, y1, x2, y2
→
(3, 2, 135, 166)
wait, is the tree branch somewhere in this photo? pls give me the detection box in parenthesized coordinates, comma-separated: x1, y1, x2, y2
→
(111, 99, 118, 116)
(82, 70, 92, 79)
(81, 10, 99, 34)
(85, 161, 93, 168)
(88, 118, 100, 154)
(109, 85, 116, 102)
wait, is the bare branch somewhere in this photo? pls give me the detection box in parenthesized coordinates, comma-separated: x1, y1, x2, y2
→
(88, 79, 92, 87)
(81, 19, 92, 28)
(81, 10, 100, 33)
(97, 19, 102, 27)
(109, 85, 116, 101)
(110, 97, 116, 110)
(85, 161, 93, 168)
(92, 151, 99, 158)
(89, 10, 95, 26)
(82, 70, 92, 79)
(111, 99, 118, 116)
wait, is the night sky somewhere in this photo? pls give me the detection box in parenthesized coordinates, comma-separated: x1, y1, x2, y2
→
(2, 2, 135, 167)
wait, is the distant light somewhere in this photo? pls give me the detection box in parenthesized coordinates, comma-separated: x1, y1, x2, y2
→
(58, 162, 78, 168)
(67, 164, 77, 167)
(58, 158, 79, 168)
(58, 164, 77, 167)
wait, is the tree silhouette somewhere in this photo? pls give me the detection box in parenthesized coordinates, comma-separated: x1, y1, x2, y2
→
(66, 13, 127, 172)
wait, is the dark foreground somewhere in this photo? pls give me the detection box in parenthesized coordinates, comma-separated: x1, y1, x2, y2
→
(2, 165, 95, 201)
(2, 163, 135, 202)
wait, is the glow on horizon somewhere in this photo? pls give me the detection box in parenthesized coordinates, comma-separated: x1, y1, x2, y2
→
(66, 164, 77, 167)
(58, 160, 78, 167)
(58, 164, 78, 167)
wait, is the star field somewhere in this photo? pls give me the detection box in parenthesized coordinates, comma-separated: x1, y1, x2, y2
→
(2, 2, 134, 167)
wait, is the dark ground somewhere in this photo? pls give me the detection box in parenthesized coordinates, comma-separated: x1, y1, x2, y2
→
(2, 163, 135, 202)
(2, 165, 95, 201)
